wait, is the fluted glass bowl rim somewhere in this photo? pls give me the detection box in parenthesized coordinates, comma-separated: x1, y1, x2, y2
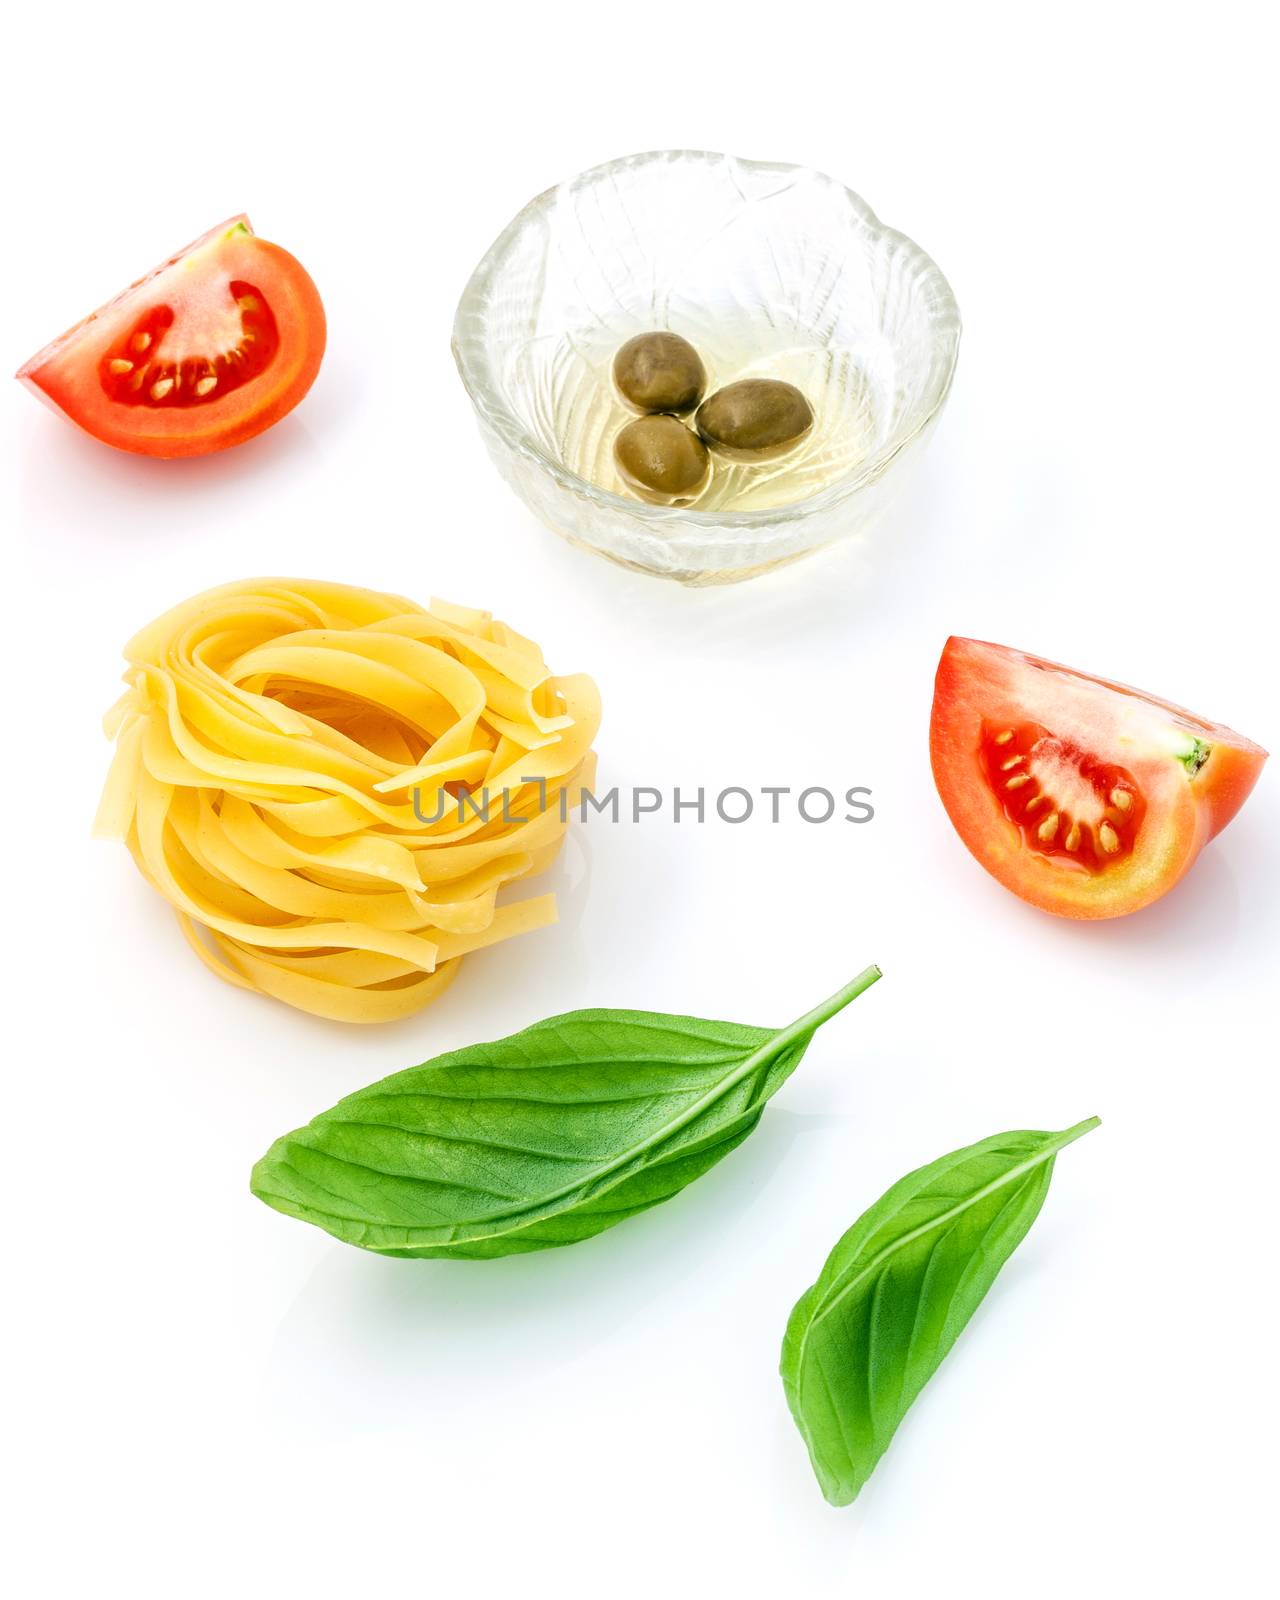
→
(451, 149, 962, 533)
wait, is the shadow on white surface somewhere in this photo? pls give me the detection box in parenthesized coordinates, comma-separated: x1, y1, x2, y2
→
(18, 409, 320, 519)
(13, 347, 361, 552)
(1046, 840, 1242, 958)
(259, 1105, 826, 1436)
(509, 442, 959, 664)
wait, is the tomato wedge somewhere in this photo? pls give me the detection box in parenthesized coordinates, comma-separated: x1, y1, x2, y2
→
(930, 637, 1267, 919)
(16, 215, 325, 458)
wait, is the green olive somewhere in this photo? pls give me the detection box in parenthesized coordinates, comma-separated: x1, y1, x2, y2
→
(613, 414, 711, 505)
(696, 379, 814, 460)
(613, 331, 707, 414)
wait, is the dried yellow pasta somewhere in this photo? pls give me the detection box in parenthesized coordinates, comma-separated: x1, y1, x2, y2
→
(95, 579, 601, 1023)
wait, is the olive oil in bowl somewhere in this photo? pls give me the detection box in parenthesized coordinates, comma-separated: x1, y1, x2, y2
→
(559, 328, 885, 514)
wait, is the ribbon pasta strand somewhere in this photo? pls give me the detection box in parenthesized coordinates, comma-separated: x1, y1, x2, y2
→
(96, 579, 601, 1023)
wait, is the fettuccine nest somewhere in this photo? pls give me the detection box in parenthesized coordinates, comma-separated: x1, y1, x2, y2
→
(96, 579, 600, 1022)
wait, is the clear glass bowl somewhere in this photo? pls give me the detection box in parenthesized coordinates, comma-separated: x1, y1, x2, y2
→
(452, 151, 961, 586)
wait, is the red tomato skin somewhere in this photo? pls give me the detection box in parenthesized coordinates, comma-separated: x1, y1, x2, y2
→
(15, 218, 325, 459)
(930, 637, 1267, 920)
(1197, 740, 1267, 840)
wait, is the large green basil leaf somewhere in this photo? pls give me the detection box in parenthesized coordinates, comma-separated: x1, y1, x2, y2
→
(781, 1117, 1098, 1505)
(252, 966, 881, 1260)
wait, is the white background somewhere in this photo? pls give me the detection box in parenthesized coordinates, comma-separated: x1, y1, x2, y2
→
(5, 5, 1277, 1596)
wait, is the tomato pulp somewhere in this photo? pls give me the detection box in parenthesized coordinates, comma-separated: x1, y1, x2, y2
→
(930, 637, 1267, 919)
(16, 216, 325, 457)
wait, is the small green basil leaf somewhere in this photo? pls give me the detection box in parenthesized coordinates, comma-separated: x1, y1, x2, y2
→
(780, 1116, 1099, 1506)
(251, 965, 881, 1260)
